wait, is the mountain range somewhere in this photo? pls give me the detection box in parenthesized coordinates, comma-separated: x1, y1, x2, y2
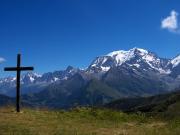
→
(0, 47, 180, 108)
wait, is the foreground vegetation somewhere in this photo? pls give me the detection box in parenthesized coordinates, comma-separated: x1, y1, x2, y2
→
(0, 107, 179, 135)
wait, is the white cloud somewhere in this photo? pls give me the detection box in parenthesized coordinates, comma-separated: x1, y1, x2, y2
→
(0, 57, 5, 63)
(161, 10, 179, 33)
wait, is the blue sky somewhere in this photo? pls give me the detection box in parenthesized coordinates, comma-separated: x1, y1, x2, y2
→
(0, 0, 180, 77)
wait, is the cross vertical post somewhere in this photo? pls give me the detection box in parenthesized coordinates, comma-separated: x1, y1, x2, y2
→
(16, 54, 21, 112)
(4, 54, 34, 112)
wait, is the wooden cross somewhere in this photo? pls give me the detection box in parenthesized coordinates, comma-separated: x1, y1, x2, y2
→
(4, 54, 34, 112)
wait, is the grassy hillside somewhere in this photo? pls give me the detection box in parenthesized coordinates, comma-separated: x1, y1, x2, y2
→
(0, 107, 179, 135)
(105, 90, 180, 114)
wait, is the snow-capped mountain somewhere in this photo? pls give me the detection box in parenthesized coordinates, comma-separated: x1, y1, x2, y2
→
(168, 55, 180, 68)
(167, 55, 180, 78)
(21, 72, 42, 84)
(0, 66, 78, 84)
(87, 48, 173, 74)
(0, 47, 179, 100)
(0, 66, 79, 96)
(32, 66, 79, 83)
(0, 47, 179, 109)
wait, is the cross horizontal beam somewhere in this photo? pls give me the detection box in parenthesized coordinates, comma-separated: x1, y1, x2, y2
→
(4, 67, 34, 71)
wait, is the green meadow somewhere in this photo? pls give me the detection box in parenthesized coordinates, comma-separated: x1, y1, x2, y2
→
(0, 107, 179, 135)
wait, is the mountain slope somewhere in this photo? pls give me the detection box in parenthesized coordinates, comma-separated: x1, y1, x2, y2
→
(22, 73, 125, 108)
(102, 64, 168, 96)
(105, 90, 180, 114)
